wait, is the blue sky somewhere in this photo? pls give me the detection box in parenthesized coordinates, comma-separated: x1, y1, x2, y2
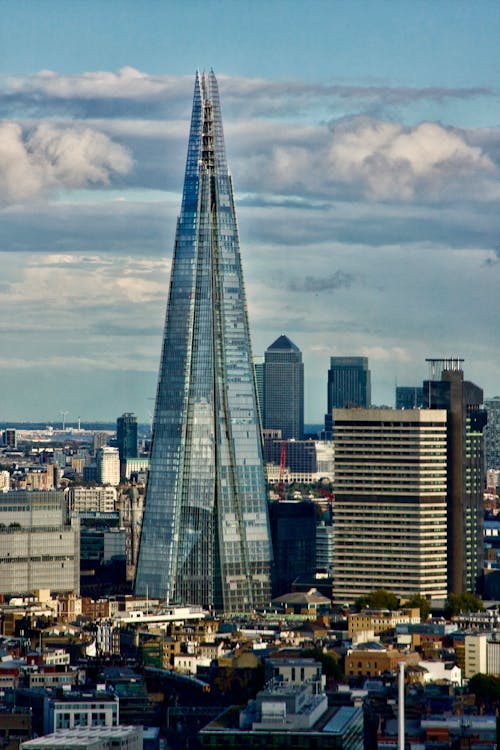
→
(1, 0, 500, 422)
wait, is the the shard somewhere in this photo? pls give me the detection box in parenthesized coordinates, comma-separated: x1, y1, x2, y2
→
(135, 71, 273, 613)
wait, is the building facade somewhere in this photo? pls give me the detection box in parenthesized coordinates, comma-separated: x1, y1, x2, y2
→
(268, 500, 317, 596)
(332, 408, 448, 603)
(423, 359, 487, 594)
(396, 385, 424, 409)
(116, 412, 138, 461)
(96, 447, 120, 487)
(134, 71, 273, 612)
(0, 491, 79, 596)
(264, 335, 304, 439)
(325, 357, 371, 438)
(485, 396, 500, 470)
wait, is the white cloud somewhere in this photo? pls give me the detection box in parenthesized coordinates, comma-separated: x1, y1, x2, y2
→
(326, 118, 495, 200)
(0, 121, 133, 205)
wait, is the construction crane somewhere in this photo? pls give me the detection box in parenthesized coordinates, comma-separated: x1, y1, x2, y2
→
(277, 440, 287, 501)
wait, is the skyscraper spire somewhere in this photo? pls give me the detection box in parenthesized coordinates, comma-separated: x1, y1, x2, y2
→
(135, 71, 273, 613)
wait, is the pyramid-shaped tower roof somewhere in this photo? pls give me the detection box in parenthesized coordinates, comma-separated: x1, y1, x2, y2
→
(267, 334, 300, 352)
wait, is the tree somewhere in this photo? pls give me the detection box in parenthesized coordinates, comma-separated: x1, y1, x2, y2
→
(468, 674, 500, 709)
(355, 589, 399, 611)
(301, 647, 342, 683)
(403, 594, 431, 619)
(444, 592, 484, 618)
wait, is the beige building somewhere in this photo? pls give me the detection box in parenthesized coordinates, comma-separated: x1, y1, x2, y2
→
(464, 632, 489, 678)
(67, 486, 117, 514)
(348, 608, 421, 639)
(333, 408, 448, 603)
(96, 447, 120, 486)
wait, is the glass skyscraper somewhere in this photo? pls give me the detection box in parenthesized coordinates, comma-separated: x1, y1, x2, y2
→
(135, 71, 273, 613)
(264, 335, 304, 439)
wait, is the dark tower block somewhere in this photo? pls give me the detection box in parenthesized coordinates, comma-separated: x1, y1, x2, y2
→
(424, 358, 487, 595)
(264, 335, 304, 439)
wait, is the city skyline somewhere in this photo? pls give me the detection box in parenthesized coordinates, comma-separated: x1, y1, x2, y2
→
(1, 1, 500, 422)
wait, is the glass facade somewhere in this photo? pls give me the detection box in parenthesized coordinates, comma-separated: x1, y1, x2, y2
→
(134, 71, 273, 612)
(264, 335, 304, 439)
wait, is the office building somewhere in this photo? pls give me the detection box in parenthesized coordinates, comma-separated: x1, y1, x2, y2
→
(0, 491, 79, 596)
(116, 412, 138, 461)
(396, 385, 424, 409)
(264, 335, 304, 439)
(423, 358, 487, 594)
(325, 356, 370, 437)
(96, 447, 120, 486)
(268, 500, 317, 596)
(332, 408, 448, 603)
(135, 71, 273, 612)
(316, 521, 334, 574)
(328, 357, 371, 409)
(200, 684, 363, 749)
(484, 396, 500, 470)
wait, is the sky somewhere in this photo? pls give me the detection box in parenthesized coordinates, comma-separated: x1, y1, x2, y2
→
(1, 0, 500, 423)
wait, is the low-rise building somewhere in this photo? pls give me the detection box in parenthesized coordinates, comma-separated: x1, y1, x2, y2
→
(348, 608, 420, 639)
(21, 725, 142, 750)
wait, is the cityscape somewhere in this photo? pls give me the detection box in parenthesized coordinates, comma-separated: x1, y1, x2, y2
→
(2, 2, 500, 750)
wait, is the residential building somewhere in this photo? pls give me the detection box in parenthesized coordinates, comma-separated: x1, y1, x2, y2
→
(96, 447, 120, 487)
(264, 335, 304, 439)
(423, 358, 487, 593)
(67, 486, 117, 514)
(134, 71, 273, 612)
(346, 643, 420, 678)
(347, 608, 421, 639)
(332, 408, 448, 603)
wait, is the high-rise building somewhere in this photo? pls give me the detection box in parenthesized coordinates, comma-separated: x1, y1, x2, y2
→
(264, 335, 304, 439)
(268, 499, 317, 597)
(395, 385, 424, 409)
(332, 408, 448, 603)
(423, 358, 487, 594)
(134, 71, 273, 612)
(116, 412, 138, 461)
(484, 397, 500, 470)
(2, 428, 16, 448)
(96, 447, 120, 487)
(325, 356, 370, 437)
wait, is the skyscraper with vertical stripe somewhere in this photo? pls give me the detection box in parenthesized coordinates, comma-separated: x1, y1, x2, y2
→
(134, 71, 273, 612)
